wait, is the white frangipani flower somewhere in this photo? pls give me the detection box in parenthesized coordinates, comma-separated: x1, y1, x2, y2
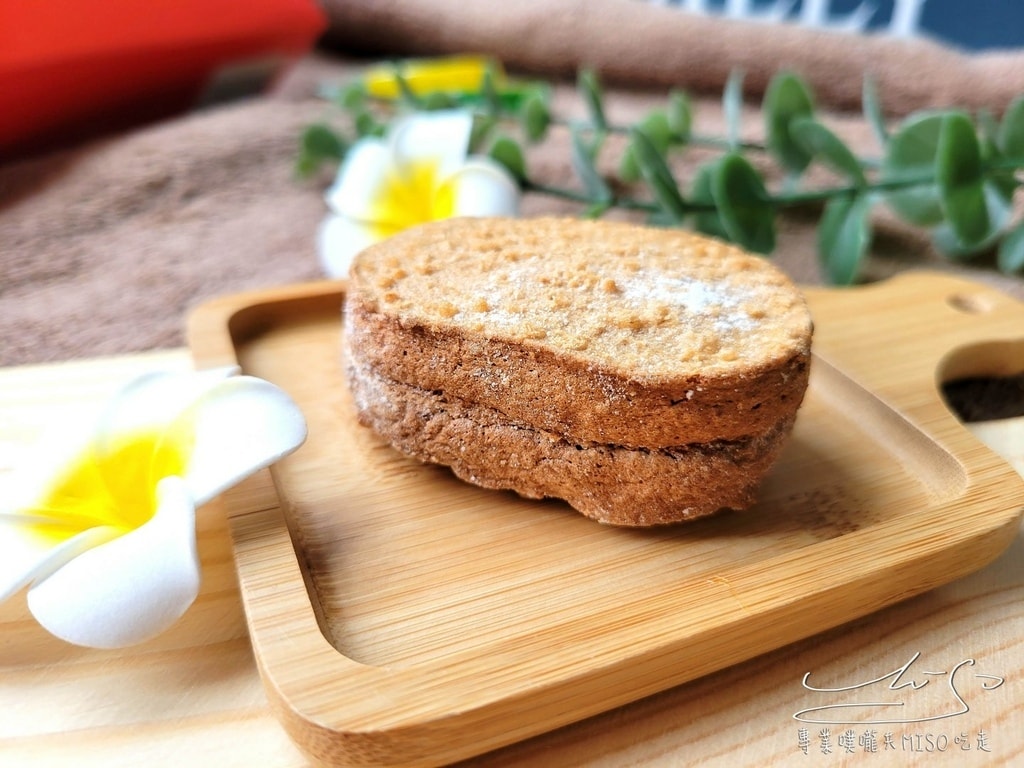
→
(0, 367, 306, 649)
(317, 109, 520, 278)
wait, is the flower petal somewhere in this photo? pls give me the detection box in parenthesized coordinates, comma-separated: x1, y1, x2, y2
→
(95, 367, 239, 452)
(317, 214, 390, 279)
(26, 476, 199, 648)
(0, 520, 121, 602)
(0, 411, 96, 519)
(388, 110, 474, 178)
(1, 369, 237, 526)
(323, 137, 393, 223)
(448, 156, 521, 217)
(176, 376, 307, 505)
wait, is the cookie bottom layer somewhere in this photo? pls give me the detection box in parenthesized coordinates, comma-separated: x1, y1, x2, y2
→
(348, 359, 794, 526)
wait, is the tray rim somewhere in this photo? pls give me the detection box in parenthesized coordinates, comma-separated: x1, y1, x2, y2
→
(187, 271, 1024, 767)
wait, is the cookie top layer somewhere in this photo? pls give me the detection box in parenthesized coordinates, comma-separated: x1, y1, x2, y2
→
(345, 216, 813, 447)
(349, 217, 812, 381)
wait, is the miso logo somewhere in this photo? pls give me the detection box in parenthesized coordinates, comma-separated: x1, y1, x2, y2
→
(793, 652, 1004, 725)
(792, 652, 1005, 756)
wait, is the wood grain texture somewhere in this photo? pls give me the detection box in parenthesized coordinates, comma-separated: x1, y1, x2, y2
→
(1, 273, 1022, 767)
(183, 272, 1024, 766)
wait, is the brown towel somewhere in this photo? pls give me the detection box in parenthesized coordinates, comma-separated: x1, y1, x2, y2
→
(320, 0, 1024, 117)
(2, 2, 1023, 368)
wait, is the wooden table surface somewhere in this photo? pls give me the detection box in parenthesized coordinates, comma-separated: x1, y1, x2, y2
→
(1, 350, 1022, 767)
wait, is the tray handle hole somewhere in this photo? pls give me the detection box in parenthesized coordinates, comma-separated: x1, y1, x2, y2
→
(943, 375, 1024, 422)
(946, 292, 996, 315)
(940, 341, 1024, 422)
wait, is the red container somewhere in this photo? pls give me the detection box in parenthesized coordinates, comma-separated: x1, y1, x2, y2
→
(0, 0, 326, 160)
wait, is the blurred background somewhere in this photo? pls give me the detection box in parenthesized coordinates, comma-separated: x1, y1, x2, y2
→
(651, 0, 1024, 49)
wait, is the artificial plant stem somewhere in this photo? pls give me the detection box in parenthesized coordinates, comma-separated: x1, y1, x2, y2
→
(520, 177, 717, 214)
(523, 170, 965, 216)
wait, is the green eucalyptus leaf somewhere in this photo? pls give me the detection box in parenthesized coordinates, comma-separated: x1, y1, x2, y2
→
(998, 94, 1024, 160)
(582, 128, 606, 161)
(881, 112, 945, 226)
(690, 161, 730, 240)
(988, 169, 1020, 208)
(980, 174, 1015, 234)
(978, 117, 1019, 204)
(997, 221, 1024, 274)
(618, 144, 641, 184)
(392, 69, 423, 108)
(710, 153, 776, 254)
(932, 224, 1000, 260)
(763, 71, 815, 175)
(333, 81, 366, 111)
(469, 113, 498, 153)
(521, 91, 551, 142)
(583, 201, 612, 219)
(932, 183, 1013, 259)
(646, 209, 681, 227)
(421, 91, 458, 111)
(640, 110, 673, 153)
(723, 69, 745, 150)
(667, 89, 693, 143)
(977, 108, 1000, 146)
(481, 62, 503, 116)
(296, 123, 347, 177)
(817, 193, 873, 285)
(862, 74, 888, 146)
(984, 179, 1016, 231)
(354, 110, 384, 138)
(488, 135, 527, 181)
(300, 123, 346, 160)
(577, 68, 608, 131)
(630, 127, 687, 222)
(294, 156, 319, 178)
(570, 127, 613, 203)
(936, 112, 990, 248)
(623, 107, 687, 190)
(790, 117, 867, 185)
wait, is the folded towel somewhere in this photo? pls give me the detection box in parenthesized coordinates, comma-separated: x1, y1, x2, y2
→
(1, 2, 1023, 368)
(319, 0, 1024, 116)
(0, 99, 325, 365)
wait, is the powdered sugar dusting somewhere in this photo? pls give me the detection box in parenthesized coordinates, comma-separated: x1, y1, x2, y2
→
(356, 218, 811, 378)
(618, 268, 757, 333)
(439, 257, 778, 376)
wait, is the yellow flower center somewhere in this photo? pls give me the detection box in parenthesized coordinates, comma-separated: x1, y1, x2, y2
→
(26, 426, 191, 546)
(369, 158, 456, 238)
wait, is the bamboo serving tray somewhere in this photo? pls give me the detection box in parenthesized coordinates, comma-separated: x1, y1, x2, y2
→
(188, 271, 1024, 768)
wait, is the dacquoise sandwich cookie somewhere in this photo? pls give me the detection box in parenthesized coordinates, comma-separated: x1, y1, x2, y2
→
(343, 217, 813, 526)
